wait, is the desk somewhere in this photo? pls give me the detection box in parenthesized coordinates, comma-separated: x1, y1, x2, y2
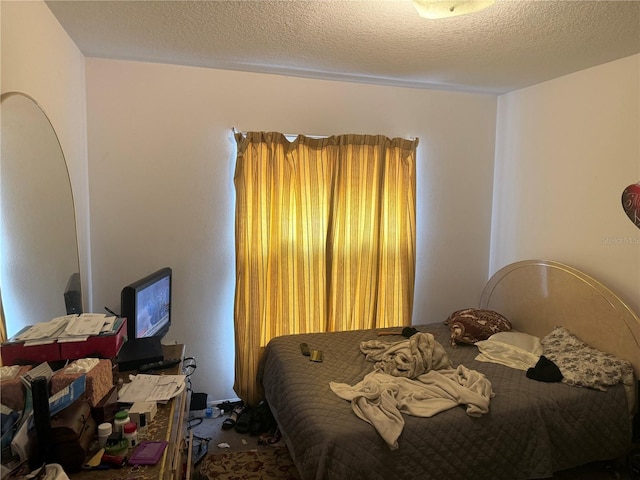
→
(70, 344, 191, 480)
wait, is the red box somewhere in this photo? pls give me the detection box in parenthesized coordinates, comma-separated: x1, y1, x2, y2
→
(0, 340, 61, 365)
(1, 318, 127, 365)
(59, 318, 127, 360)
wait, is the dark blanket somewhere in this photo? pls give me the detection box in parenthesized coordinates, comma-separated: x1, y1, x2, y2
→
(260, 323, 631, 480)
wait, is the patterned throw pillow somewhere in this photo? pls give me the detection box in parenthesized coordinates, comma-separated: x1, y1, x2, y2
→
(541, 326, 634, 392)
(446, 308, 512, 346)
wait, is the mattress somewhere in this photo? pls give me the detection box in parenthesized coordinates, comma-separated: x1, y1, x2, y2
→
(260, 323, 631, 480)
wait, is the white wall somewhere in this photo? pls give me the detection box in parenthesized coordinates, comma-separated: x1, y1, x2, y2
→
(492, 54, 640, 315)
(1, 1, 91, 328)
(85, 59, 497, 399)
(5, 1, 638, 404)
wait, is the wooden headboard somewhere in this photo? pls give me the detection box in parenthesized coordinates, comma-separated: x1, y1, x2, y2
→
(480, 260, 640, 380)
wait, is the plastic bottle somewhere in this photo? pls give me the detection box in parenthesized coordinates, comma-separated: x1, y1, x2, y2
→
(206, 399, 220, 418)
(98, 422, 112, 448)
(113, 410, 130, 437)
(123, 422, 138, 448)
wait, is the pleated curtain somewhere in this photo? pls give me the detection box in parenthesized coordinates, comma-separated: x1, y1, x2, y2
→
(0, 293, 5, 365)
(233, 132, 418, 405)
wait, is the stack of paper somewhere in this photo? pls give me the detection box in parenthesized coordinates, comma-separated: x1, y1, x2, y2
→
(14, 316, 71, 346)
(118, 374, 186, 404)
(9, 313, 118, 345)
(57, 313, 116, 343)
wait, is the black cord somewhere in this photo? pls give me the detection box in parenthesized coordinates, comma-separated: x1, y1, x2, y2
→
(192, 433, 212, 443)
(187, 417, 203, 430)
(182, 356, 196, 399)
(182, 357, 198, 390)
(183, 356, 197, 377)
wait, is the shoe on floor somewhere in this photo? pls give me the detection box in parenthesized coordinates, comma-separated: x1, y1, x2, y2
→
(221, 405, 246, 430)
(234, 408, 252, 434)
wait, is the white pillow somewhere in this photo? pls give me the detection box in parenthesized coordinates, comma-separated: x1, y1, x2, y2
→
(485, 331, 543, 355)
(475, 331, 542, 371)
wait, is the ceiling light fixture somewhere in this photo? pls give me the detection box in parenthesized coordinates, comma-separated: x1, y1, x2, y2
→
(412, 0, 496, 19)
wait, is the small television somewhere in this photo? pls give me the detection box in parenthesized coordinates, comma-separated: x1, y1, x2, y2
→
(117, 267, 172, 371)
(122, 267, 172, 341)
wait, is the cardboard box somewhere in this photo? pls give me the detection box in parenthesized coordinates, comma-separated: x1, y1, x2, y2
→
(0, 365, 33, 411)
(11, 375, 86, 462)
(59, 318, 127, 360)
(128, 401, 157, 425)
(91, 385, 119, 425)
(51, 359, 114, 407)
(51, 398, 97, 472)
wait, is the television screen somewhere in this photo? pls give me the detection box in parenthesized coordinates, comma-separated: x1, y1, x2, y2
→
(135, 275, 170, 338)
(121, 267, 172, 341)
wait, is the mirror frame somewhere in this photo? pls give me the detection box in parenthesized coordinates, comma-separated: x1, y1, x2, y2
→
(1, 91, 82, 337)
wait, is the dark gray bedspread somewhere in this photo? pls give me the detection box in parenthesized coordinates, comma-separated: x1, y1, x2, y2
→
(260, 323, 631, 480)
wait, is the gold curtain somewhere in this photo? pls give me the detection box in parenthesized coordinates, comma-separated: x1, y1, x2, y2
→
(233, 132, 418, 405)
(0, 290, 6, 366)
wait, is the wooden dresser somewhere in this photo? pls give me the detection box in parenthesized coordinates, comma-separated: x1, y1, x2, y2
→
(70, 343, 192, 480)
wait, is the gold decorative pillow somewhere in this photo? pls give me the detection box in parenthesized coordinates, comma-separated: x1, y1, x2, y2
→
(446, 308, 512, 346)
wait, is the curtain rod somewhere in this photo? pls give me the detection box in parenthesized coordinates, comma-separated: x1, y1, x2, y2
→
(232, 127, 325, 139)
(231, 128, 416, 141)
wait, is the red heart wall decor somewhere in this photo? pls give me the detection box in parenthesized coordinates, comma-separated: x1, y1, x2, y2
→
(622, 182, 640, 229)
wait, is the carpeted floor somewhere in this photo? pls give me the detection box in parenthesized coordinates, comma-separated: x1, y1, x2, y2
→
(195, 448, 301, 480)
(188, 401, 635, 480)
(189, 401, 289, 480)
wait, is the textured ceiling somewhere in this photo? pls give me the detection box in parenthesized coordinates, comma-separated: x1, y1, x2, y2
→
(45, 0, 640, 94)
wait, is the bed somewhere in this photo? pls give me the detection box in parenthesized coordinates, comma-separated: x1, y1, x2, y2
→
(260, 260, 640, 480)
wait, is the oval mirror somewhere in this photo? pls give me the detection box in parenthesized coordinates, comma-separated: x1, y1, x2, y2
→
(1, 92, 81, 338)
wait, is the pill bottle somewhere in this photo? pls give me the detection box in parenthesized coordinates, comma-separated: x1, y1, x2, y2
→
(113, 410, 130, 437)
(98, 422, 112, 448)
(123, 422, 138, 448)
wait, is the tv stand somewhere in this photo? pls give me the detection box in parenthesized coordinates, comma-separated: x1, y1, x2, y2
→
(117, 336, 164, 371)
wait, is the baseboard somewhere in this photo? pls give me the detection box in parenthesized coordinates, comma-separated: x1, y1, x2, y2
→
(189, 396, 243, 414)
(209, 397, 242, 404)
